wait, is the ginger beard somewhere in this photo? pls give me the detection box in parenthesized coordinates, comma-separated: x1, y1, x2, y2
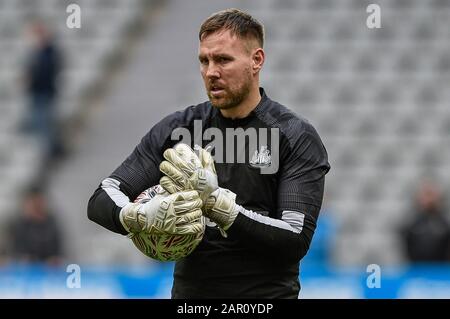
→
(206, 66, 253, 110)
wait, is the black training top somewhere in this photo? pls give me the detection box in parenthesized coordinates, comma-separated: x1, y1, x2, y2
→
(88, 88, 330, 298)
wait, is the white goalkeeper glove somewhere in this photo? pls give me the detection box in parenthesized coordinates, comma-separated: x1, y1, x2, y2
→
(119, 188, 204, 236)
(159, 143, 218, 202)
(159, 144, 239, 236)
(204, 188, 239, 234)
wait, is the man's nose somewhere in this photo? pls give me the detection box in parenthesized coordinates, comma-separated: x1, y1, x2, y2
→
(206, 63, 220, 79)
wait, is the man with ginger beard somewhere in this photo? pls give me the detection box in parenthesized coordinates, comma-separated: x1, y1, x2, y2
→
(88, 8, 330, 298)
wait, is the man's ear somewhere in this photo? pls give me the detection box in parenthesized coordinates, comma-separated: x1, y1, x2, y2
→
(252, 48, 265, 74)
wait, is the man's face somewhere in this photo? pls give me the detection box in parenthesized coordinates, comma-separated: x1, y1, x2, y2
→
(199, 30, 256, 109)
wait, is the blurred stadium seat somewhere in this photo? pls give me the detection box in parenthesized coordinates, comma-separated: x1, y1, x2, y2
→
(0, 0, 157, 258)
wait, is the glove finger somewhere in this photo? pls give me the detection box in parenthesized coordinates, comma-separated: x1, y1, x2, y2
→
(163, 148, 194, 173)
(160, 176, 184, 194)
(176, 220, 204, 235)
(160, 161, 190, 188)
(176, 209, 203, 224)
(199, 148, 216, 174)
(174, 143, 202, 167)
(163, 148, 198, 175)
(174, 198, 203, 213)
(174, 190, 200, 202)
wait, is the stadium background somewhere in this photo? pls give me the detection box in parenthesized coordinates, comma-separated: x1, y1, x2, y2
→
(0, 0, 450, 298)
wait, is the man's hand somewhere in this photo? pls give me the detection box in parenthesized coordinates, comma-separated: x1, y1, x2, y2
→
(204, 188, 239, 232)
(119, 189, 203, 236)
(159, 144, 238, 236)
(159, 144, 218, 201)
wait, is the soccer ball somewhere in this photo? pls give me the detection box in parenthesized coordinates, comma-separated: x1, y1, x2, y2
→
(129, 185, 205, 262)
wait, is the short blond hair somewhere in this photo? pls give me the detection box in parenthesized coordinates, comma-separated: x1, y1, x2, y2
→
(199, 8, 264, 48)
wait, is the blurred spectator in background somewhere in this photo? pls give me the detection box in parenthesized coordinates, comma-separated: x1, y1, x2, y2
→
(22, 19, 65, 160)
(400, 181, 450, 263)
(9, 186, 64, 266)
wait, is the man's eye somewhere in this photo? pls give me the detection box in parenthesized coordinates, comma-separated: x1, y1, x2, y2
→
(218, 57, 229, 63)
(200, 59, 208, 65)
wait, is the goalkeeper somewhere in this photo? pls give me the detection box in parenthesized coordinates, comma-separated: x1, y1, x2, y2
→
(87, 8, 330, 298)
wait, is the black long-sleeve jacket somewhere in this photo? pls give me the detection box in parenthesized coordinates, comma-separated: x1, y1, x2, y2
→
(88, 88, 330, 298)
